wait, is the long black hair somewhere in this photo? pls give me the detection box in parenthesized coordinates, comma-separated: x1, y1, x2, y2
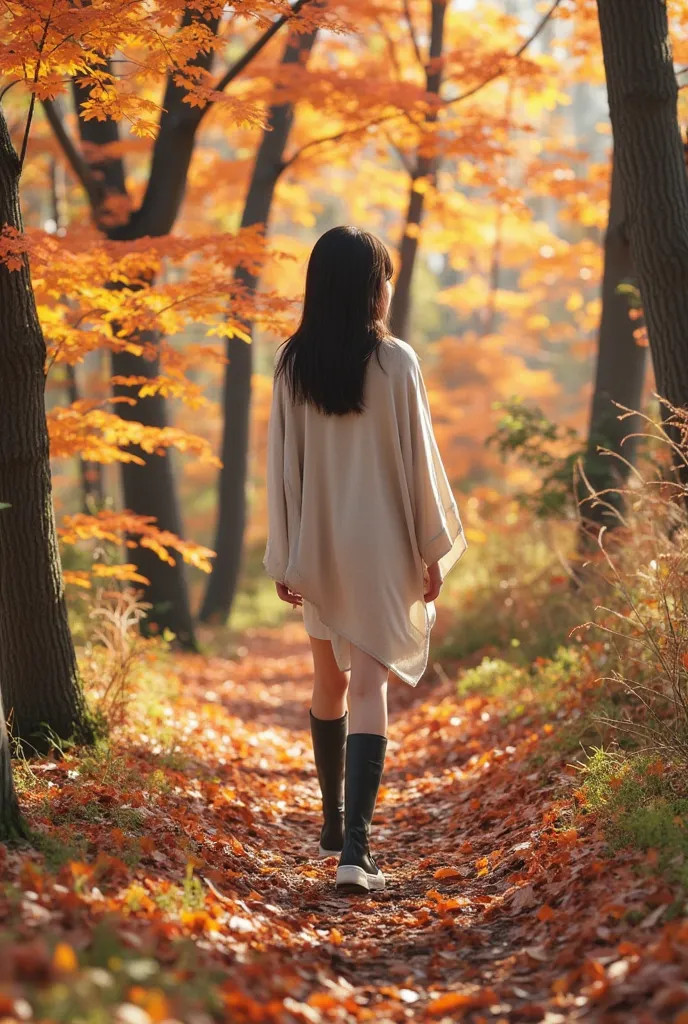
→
(275, 226, 393, 415)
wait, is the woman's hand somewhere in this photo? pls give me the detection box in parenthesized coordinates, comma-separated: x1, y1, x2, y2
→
(276, 582, 303, 607)
(424, 561, 442, 603)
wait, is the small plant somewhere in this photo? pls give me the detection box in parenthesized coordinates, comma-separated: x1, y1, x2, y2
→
(80, 588, 167, 732)
(575, 748, 688, 886)
(487, 399, 584, 519)
(578, 402, 688, 766)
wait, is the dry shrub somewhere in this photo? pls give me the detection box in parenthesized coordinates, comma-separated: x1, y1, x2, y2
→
(579, 402, 688, 764)
(80, 588, 167, 731)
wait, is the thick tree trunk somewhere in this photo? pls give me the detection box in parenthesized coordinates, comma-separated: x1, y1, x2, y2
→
(388, 1, 446, 340)
(597, 0, 688, 415)
(200, 30, 317, 624)
(579, 154, 648, 531)
(0, 110, 93, 754)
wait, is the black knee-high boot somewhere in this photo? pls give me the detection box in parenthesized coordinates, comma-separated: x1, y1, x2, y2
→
(310, 710, 347, 856)
(336, 733, 387, 893)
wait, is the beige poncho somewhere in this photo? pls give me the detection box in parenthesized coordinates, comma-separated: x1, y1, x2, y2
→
(264, 338, 466, 686)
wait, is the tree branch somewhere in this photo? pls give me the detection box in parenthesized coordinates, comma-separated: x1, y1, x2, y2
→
(376, 16, 405, 84)
(402, 0, 424, 72)
(444, 0, 562, 109)
(19, 1, 54, 171)
(384, 128, 413, 173)
(281, 0, 561, 174)
(199, 0, 313, 126)
(280, 123, 372, 173)
(41, 97, 104, 209)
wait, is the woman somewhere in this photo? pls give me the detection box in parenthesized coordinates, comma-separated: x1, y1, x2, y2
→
(264, 226, 466, 894)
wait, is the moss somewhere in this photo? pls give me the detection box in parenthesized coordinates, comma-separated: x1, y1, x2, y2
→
(577, 749, 688, 885)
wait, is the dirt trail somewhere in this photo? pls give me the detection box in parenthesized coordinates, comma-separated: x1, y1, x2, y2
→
(168, 623, 679, 1023)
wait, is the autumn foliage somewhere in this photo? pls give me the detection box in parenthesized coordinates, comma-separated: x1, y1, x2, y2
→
(5, 0, 688, 1019)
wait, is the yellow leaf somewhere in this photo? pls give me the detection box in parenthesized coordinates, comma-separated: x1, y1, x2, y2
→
(464, 527, 487, 544)
(53, 942, 78, 973)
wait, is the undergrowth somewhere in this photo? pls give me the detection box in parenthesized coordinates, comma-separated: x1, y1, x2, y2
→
(456, 401, 688, 885)
(576, 749, 688, 889)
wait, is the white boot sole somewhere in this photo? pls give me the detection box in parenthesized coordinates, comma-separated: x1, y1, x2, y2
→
(336, 864, 385, 893)
(318, 844, 341, 858)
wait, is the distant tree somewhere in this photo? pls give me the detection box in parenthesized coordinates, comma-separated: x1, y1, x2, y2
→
(200, 28, 318, 624)
(389, 0, 446, 340)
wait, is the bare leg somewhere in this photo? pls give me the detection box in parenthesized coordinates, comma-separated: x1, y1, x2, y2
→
(348, 645, 388, 737)
(310, 637, 349, 720)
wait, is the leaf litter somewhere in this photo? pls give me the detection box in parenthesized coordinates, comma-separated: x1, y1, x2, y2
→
(2, 621, 688, 1021)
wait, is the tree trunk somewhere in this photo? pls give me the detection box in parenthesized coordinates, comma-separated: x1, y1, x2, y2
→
(112, 341, 197, 646)
(596, 0, 688, 416)
(0, 682, 25, 841)
(388, 0, 446, 340)
(199, 29, 318, 624)
(0, 109, 93, 754)
(66, 364, 105, 512)
(579, 153, 648, 532)
(50, 159, 105, 513)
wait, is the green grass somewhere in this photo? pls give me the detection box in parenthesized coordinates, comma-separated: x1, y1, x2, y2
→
(577, 748, 688, 887)
(32, 828, 89, 872)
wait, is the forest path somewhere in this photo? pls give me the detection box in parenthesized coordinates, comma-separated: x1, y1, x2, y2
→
(172, 622, 668, 1022)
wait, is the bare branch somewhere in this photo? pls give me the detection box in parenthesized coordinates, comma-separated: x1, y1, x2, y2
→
(376, 15, 405, 83)
(200, 0, 313, 126)
(41, 97, 103, 209)
(402, 0, 424, 71)
(280, 123, 373, 173)
(385, 128, 413, 173)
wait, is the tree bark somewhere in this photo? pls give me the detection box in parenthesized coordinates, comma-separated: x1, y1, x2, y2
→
(199, 29, 318, 624)
(0, 681, 25, 841)
(596, 0, 688, 416)
(66, 364, 105, 513)
(388, 0, 446, 340)
(112, 340, 196, 645)
(579, 153, 648, 532)
(0, 108, 93, 754)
